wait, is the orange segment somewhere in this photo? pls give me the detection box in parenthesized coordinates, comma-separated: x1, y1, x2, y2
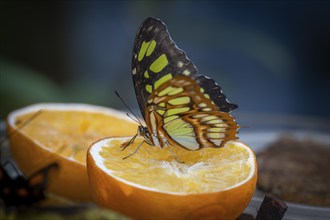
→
(6, 103, 138, 201)
(87, 137, 257, 219)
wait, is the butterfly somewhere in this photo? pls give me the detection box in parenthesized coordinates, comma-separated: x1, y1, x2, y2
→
(0, 110, 58, 208)
(123, 17, 239, 157)
(0, 161, 58, 208)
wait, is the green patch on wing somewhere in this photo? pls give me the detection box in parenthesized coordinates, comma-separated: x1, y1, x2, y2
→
(164, 117, 200, 150)
(154, 73, 172, 89)
(150, 54, 168, 73)
(138, 40, 157, 61)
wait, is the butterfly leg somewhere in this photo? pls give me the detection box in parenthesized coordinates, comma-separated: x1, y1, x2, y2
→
(166, 142, 184, 163)
(122, 140, 145, 160)
(121, 133, 138, 151)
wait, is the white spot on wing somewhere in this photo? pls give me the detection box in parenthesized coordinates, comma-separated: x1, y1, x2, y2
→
(198, 103, 207, 108)
(207, 133, 225, 139)
(206, 119, 223, 125)
(193, 114, 209, 119)
(203, 108, 212, 111)
(183, 70, 190, 75)
(211, 139, 221, 146)
(132, 68, 137, 75)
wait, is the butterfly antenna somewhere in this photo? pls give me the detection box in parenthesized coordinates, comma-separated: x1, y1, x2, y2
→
(126, 113, 140, 124)
(114, 90, 143, 126)
(0, 110, 43, 147)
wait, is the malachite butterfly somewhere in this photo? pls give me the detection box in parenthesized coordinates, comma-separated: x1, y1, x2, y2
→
(0, 110, 58, 207)
(126, 17, 239, 154)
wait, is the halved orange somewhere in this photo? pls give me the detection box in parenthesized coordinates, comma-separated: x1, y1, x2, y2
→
(87, 137, 257, 219)
(6, 103, 138, 201)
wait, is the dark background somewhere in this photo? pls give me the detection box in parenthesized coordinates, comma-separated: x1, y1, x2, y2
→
(1, 1, 329, 120)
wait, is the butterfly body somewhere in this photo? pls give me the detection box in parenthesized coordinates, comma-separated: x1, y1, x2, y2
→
(128, 17, 239, 154)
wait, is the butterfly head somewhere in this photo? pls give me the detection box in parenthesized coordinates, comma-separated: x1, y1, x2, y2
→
(137, 125, 153, 146)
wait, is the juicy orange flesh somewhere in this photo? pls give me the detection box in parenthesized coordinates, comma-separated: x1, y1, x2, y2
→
(14, 111, 137, 164)
(98, 138, 253, 194)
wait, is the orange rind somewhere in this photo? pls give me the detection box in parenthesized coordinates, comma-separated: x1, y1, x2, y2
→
(6, 103, 138, 201)
(87, 137, 257, 219)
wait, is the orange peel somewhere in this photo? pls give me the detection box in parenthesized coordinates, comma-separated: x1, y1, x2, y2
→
(6, 103, 138, 201)
(87, 137, 257, 219)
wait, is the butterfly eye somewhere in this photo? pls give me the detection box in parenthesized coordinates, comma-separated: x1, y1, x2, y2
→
(138, 126, 145, 135)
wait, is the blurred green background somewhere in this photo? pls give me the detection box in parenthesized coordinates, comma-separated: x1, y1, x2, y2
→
(1, 1, 329, 119)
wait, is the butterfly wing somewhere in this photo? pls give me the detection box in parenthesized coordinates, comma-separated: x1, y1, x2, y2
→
(195, 75, 238, 112)
(146, 75, 239, 150)
(22, 163, 59, 206)
(0, 162, 58, 207)
(132, 17, 198, 120)
(132, 17, 238, 121)
(27, 163, 58, 191)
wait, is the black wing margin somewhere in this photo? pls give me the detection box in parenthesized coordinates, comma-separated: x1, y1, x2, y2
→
(195, 75, 238, 112)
